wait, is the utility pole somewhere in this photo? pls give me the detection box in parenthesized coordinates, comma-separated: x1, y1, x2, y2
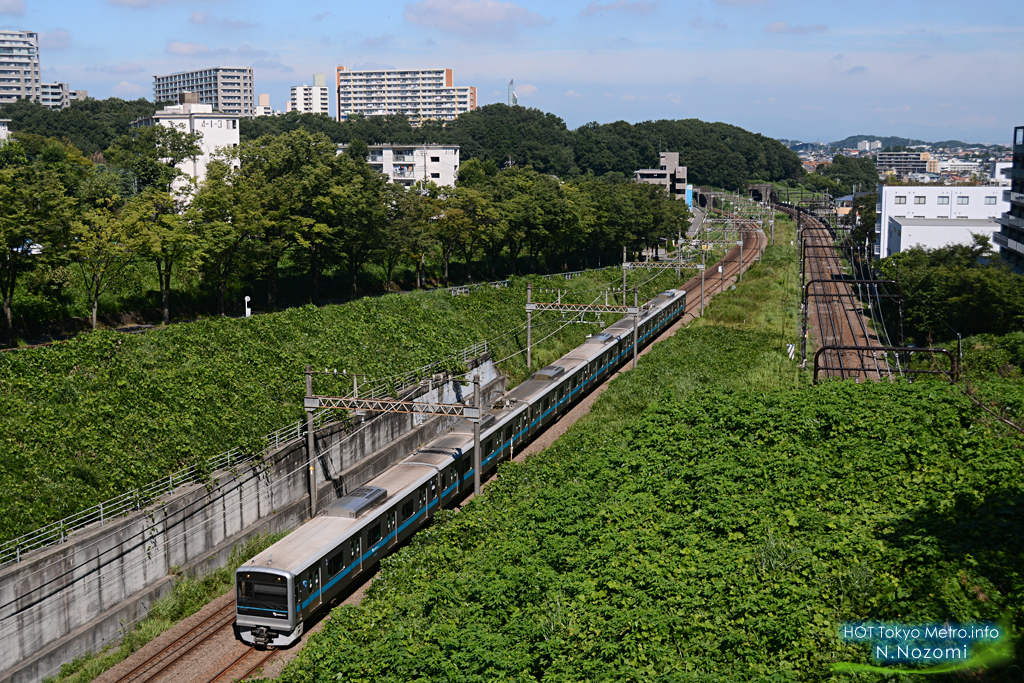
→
(622, 245, 627, 305)
(739, 238, 744, 282)
(472, 374, 481, 497)
(632, 288, 639, 369)
(304, 364, 316, 520)
(526, 281, 532, 370)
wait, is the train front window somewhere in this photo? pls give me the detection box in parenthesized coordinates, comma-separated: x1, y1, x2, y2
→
(237, 572, 288, 613)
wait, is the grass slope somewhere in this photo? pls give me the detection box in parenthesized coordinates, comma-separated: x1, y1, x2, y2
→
(0, 268, 682, 544)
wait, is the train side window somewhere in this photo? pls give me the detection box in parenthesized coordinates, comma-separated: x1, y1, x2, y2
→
(327, 551, 345, 576)
(418, 488, 426, 508)
(441, 471, 447, 488)
(401, 500, 413, 521)
(485, 439, 492, 455)
(429, 480, 437, 499)
(369, 523, 382, 545)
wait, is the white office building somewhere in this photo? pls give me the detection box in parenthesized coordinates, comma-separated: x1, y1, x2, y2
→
(990, 161, 1012, 187)
(937, 159, 982, 176)
(0, 30, 40, 105)
(338, 144, 459, 188)
(153, 67, 254, 118)
(40, 81, 69, 110)
(131, 93, 239, 187)
(335, 66, 477, 124)
(875, 184, 1008, 257)
(857, 140, 882, 151)
(0, 119, 9, 142)
(290, 74, 330, 115)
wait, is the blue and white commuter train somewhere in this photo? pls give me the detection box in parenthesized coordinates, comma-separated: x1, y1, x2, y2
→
(235, 288, 688, 647)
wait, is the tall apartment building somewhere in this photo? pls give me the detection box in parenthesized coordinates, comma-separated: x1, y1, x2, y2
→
(875, 151, 939, 176)
(40, 82, 69, 110)
(153, 67, 254, 118)
(335, 66, 477, 124)
(0, 30, 40, 105)
(994, 126, 1024, 271)
(290, 74, 330, 115)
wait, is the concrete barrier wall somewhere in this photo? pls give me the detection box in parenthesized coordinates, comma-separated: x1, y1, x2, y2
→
(0, 360, 502, 683)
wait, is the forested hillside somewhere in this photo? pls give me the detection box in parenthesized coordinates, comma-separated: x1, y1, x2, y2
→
(241, 104, 804, 187)
(0, 97, 162, 156)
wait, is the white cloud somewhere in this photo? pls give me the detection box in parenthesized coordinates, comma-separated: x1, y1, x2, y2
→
(403, 0, 550, 38)
(189, 11, 257, 29)
(580, 0, 659, 16)
(40, 29, 72, 51)
(113, 81, 146, 97)
(765, 21, 828, 34)
(166, 41, 209, 55)
(360, 34, 394, 48)
(564, 89, 583, 99)
(517, 83, 537, 95)
(87, 62, 145, 74)
(0, 0, 25, 16)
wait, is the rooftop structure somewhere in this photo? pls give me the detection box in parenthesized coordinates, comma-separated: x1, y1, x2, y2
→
(337, 143, 459, 188)
(886, 217, 999, 256)
(0, 30, 40, 105)
(994, 126, 1024, 271)
(335, 66, 477, 125)
(875, 184, 1008, 258)
(153, 67, 254, 118)
(634, 152, 689, 202)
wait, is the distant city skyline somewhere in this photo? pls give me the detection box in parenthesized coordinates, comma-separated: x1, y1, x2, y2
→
(2, 0, 1021, 144)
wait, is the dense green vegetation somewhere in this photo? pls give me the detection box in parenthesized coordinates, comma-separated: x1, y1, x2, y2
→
(43, 532, 285, 683)
(803, 155, 878, 197)
(274, 220, 1024, 682)
(0, 116, 688, 343)
(0, 267, 684, 544)
(0, 97, 163, 156)
(878, 236, 1024, 344)
(242, 104, 804, 188)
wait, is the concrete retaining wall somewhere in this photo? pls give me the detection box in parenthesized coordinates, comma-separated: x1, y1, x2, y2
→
(0, 360, 502, 683)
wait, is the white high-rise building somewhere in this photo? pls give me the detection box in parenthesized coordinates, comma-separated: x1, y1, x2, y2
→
(0, 30, 41, 105)
(335, 66, 477, 124)
(131, 93, 240, 187)
(290, 74, 330, 115)
(153, 67, 254, 118)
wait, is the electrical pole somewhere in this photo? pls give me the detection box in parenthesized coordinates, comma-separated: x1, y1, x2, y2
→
(622, 245, 627, 305)
(526, 281, 532, 370)
(472, 374, 481, 497)
(304, 364, 316, 520)
(632, 288, 639, 369)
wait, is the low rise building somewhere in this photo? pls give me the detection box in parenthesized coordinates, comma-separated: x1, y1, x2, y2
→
(40, 81, 69, 110)
(990, 161, 1012, 187)
(337, 143, 459, 188)
(290, 74, 330, 115)
(131, 92, 239, 187)
(887, 217, 998, 255)
(875, 184, 1008, 257)
(875, 151, 938, 176)
(634, 152, 688, 201)
(0, 118, 9, 142)
(994, 126, 1024, 271)
(70, 89, 87, 102)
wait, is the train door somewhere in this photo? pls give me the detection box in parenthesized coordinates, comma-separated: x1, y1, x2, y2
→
(313, 566, 322, 608)
(350, 535, 362, 574)
(387, 510, 396, 546)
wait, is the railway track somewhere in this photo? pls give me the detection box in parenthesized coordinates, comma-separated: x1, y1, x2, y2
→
(785, 206, 890, 381)
(107, 599, 275, 683)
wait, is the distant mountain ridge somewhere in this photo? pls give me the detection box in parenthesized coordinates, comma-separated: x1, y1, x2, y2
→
(829, 134, 1006, 150)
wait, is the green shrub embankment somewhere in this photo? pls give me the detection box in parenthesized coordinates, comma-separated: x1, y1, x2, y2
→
(276, 222, 1024, 681)
(0, 268, 683, 544)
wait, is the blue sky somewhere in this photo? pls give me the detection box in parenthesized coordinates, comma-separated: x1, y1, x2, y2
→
(4, 0, 1022, 144)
